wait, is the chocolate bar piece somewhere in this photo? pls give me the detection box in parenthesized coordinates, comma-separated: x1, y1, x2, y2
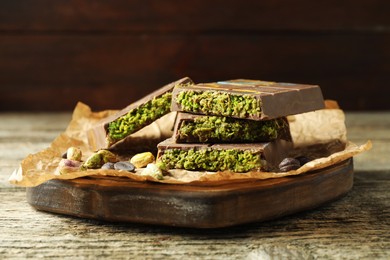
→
(173, 112, 291, 143)
(87, 77, 193, 149)
(171, 79, 324, 120)
(157, 138, 292, 172)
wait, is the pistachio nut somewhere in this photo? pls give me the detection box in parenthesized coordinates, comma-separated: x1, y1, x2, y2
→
(82, 153, 103, 169)
(57, 159, 82, 175)
(97, 149, 119, 163)
(141, 163, 163, 180)
(66, 147, 82, 161)
(130, 152, 155, 168)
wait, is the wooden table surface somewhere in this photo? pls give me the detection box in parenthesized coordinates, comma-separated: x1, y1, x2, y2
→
(0, 111, 389, 259)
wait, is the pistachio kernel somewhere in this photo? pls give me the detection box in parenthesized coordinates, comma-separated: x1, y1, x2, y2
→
(66, 147, 82, 161)
(130, 152, 155, 168)
(82, 153, 103, 169)
(97, 149, 119, 163)
(57, 159, 82, 175)
(141, 163, 164, 180)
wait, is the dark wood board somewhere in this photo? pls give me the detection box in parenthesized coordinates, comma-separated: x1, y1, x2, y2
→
(27, 159, 353, 228)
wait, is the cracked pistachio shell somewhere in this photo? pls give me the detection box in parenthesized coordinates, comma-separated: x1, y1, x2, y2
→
(57, 159, 82, 175)
(141, 163, 163, 180)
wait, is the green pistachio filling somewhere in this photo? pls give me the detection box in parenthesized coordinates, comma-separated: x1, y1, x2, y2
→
(107, 92, 172, 144)
(176, 90, 262, 118)
(158, 149, 261, 172)
(178, 116, 287, 143)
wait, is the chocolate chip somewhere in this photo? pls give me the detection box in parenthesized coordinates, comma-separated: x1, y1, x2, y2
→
(101, 162, 115, 170)
(279, 157, 300, 172)
(114, 161, 136, 172)
(295, 156, 311, 166)
(61, 151, 68, 159)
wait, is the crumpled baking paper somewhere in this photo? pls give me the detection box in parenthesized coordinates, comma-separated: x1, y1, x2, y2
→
(9, 101, 371, 187)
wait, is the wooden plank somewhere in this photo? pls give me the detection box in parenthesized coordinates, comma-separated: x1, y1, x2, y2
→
(0, 0, 389, 32)
(0, 113, 70, 187)
(0, 113, 71, 131)
(1, 33, 389, 111)
(344, 113, 390, 170)
(346, 112, 390, 140)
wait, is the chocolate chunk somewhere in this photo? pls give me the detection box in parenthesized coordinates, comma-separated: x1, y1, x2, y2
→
(171, 79, 324, 120)
(157, 138, 292, 172)
(87, 77, 193, 150)
(101, 162, 115, 170)
(295, 156, 311, 166)
(278, 157, 301, 172)
(114, 161, 136, 172)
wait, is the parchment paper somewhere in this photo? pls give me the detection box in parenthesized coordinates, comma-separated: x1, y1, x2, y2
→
(9, 101, 371, 187)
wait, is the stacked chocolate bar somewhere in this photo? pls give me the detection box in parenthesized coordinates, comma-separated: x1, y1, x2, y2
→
(87, 77, 324, 173)
(156, 79, 325, 172)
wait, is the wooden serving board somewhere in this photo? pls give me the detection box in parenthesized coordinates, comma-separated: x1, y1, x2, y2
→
(27, 159, 353, 228)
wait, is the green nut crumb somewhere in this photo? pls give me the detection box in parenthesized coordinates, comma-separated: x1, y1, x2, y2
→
(107, 92, 172, 144)
(176, 90, 262, 118)
(157, 149, 261, 173)
(178, 116, 288, 143)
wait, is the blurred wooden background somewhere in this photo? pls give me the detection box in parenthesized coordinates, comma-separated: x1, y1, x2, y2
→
(0, 1, 389, 111)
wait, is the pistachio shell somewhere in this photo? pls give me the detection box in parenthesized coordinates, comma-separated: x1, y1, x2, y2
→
(141, 163, 163, 180)
(130, 152, 155, 168)
(82, 153, 103, 169)
(97, 150, 119, 163)
(57, 159, 82, 175)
